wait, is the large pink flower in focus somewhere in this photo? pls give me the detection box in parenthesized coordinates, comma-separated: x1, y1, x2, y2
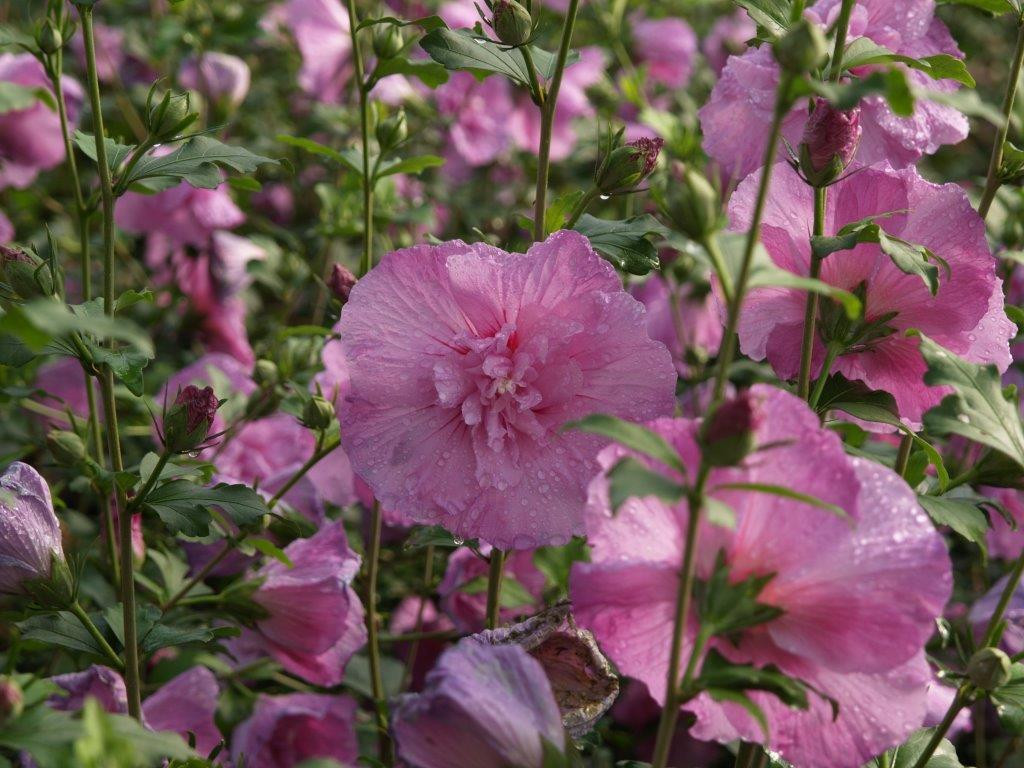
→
(571, 385, 952, 768)
(338, 231, 676, 549)
(699, 0, 968, 181)
(0, 54, 82, 190)
(230, 521, 367, 686)
(729, 163, 1013, 425)
(232, 692, 359, 768)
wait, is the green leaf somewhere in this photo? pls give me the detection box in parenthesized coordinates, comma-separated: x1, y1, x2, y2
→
(842, 39, 976, 87)
(697, 649, 810, 710)
(936, 0, 1015, 14)
(711, 482, 849, 519)
(404, 524, 476, 550)
(18, 611, 112, 658)
(461, 574, 535, 607)
(356, 14, 447, 32)
(143, 481, 269, 536)
(533, 538, 589, 594)
(376, 154, 445, 179)
(277, 134, 362, 174)
(567, 413, 687, 476)
(140, 623, 238, 654)
(916, 333, 1024, 470)
(544, 190, 585, 235)
(0, 81, 52, 113)
(0, 706, 82, 768)
(917, 495, 990, 555)
(125, 136, 277, 190)
(697, 552, 783, 636)
(248, 537, 294, 567)
(371, 56, 450, 87)
(606, 456, 686, 512)
(73, 131, 135, 175)
(78, 701, 197, 766)
(113, 289, 155, 313)
(867, 727, 966, 767)
(811, 217, 947, 295)
(732, 0, 794, 37)
(705, 687, 771, 739)
(0, 299, 153, 357)
(0, 332, 36, 366)
(573, 214, 666, 276)
(419, 28, 571, 87)
(804, 69, 913, 116)
(815, 373, 949, 490)
(88, 345, 149, 396)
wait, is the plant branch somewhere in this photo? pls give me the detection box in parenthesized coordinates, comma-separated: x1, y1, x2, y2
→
(979, 18, 1024, 220)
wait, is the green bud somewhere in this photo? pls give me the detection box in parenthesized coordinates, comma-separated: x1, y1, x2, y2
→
(967, 647, 1012, 691)
(376, 109, 408, 154)
(37, 21, 64, 55)
(146, 90, 197, 141)
(773, 18, 827, 74)
(47, 430, 88, 466)
(1, 245, 55, 300)
(665, 166, 722, 240)
(492, 0, 533, 47)
(595, 137, 664, 196)
(372, 24, 404, 60)
(0, 677, 24, 726)
(302, 395, 335, 432)
(253, 359, 280, 389)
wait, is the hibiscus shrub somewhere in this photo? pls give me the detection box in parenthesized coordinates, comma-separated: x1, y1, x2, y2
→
(2, 0, 1024, 767)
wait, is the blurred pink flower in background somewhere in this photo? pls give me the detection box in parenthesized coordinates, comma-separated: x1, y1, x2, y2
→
(700, 0, 968, 182)
(0, 54, 82, 190)
(970, 575, 1024, 655)
(269, 0, 352, 102)
(572, 386, 952, 768)
(231, 521, 367, 686)
(981, 486, 1024, 561)
(116, 181, 245, 248)
(436, 72, 515, 169)
(438, 546, 545, 632)
(232, 692, 359, 768)
(728, 163, 1013, 425)
(630, 14, 697, 89)
(70, 20, 125, 83)
(34, 357, 95, 424)
(392, 638, 567, 768)
(389, 596, 457, 690)
(0, 210, 13, 242)
(338, 231, 676, 549)
(179, 51, 252, 109)
(631, 273, 723, 375)
(703, 10, 756, 75)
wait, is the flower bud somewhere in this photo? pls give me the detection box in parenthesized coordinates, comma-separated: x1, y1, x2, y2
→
(372, 24, 404, 60)
(699, 390, 763, 467)
(162, 385, 219, 453)
(375, 109, 408, 154)
(0, 677, 23, 726)
(492, 0, 533, 47)
(302, 394, 335, 432)
(328, 263, 357, 302)
(665, 165, 722, 240)
(37, 21, 64, 54)
(967, 647, 1012, 691)
(0, 463, 66, 598)
(1, 245, 55, 300)
(146, 90, 197, 141)
(47, 430, 88, 467)
(253, 359, 279, 389)
(596, 137, 664, 196)
(773, 18, 827, 74)
(798, 98, 861, 187)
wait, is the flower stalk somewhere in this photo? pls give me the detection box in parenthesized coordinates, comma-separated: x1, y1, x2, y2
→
(485, 548, 506, 630)
(345, 0, 374, 276)
(978, 17, 1024, 220)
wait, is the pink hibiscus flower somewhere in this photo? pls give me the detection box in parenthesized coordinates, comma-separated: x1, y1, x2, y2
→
(232, 692, 359, 768)
(630, 14, 697, 89)
(729, 163, 1013, 425)
(437, 545, 546, 632)
(338, 231, 676, 549)
(631, 273, 723, 376)
(570, 385, 952, 768)
(699, 0, 968, 181)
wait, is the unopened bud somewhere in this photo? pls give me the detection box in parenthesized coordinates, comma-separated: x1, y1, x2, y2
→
(37, 21, 64, 54)
(773, 18, 827, 74)
(1, 245, 55, 300)
(798, 98, 861, 187)
(666, 165, 722, 240)
(302, 395, 335, 432)
(0, 677, 23, 725)
(146, 90, 197, 141)
(372, 24, 404, 60)
(162, 384, 219, 453)
(328, 263, 357, 302)
(47, 430, 88, 466)
(492, 0, 533, 47)
(253, 359, 279, 389)
(699, 391, 763, 467)
(596, 137, 663, 196)
(967, 647, 1012, 691)
(376, 109, 408, 153)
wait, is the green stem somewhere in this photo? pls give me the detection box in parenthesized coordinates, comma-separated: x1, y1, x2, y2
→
(807, 341, 841, 409)
(789, 0, 807, 23)
(895, 433, 914, 478)
(735, 743, 767, 768)
(908, 686, 971, 768)
(565, 187, 600, 229)
(974, 700, 988, 768)
(78, 5, 141, 720)
(827, 0, 857, 82)
(127, 450, 170, 514)
(532, 0, 581, 242)
(797, 187, 827, 400)
(712, 74, 795, 401)
(400, 544, 436, 691)
(650, 465, 711, 768)
(983, 547, 1024, 648)
(485, 548, 506, 630)
(364, 500, 392, 764)
(978, 20, 1024, 220)
(927, 464, 983, 496)
(161, 536, 237, 612)
(520, 45, 545, 108)
(345, 0, 374, 276)
(266, 434, 339, 509)
(70, 600, 124, 671)
(382, 628, 461, 644)
(702, 234, 734, 306)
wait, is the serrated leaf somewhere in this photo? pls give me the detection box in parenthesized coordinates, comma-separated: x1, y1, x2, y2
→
(125, 136, 276, 190)
(371, 56, 449, 87)
(18, 611, 112, 658)
(936, 0, 1015, 14)
(0, 299, 153, 357)
(573, 214, 666, 275)
(544, 190, 585, 235)
(867, 727, 967, 767)
(567, 413, 687, 477)
(419, 27, 571, 86)
(697, 649, 810, 710)
(917, 495, 990, 554)
(88, 344, 149, 396)
(917, 333, 1024, 470)
(842, 39, 975, 86)
(733, 0, 794, 37)
(140, 623, 238, 654)
(73, 130, 134, 174)
(143, 480, 269, 536)
(113, 289, 155, 313)
(606, 456, 686, 512)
